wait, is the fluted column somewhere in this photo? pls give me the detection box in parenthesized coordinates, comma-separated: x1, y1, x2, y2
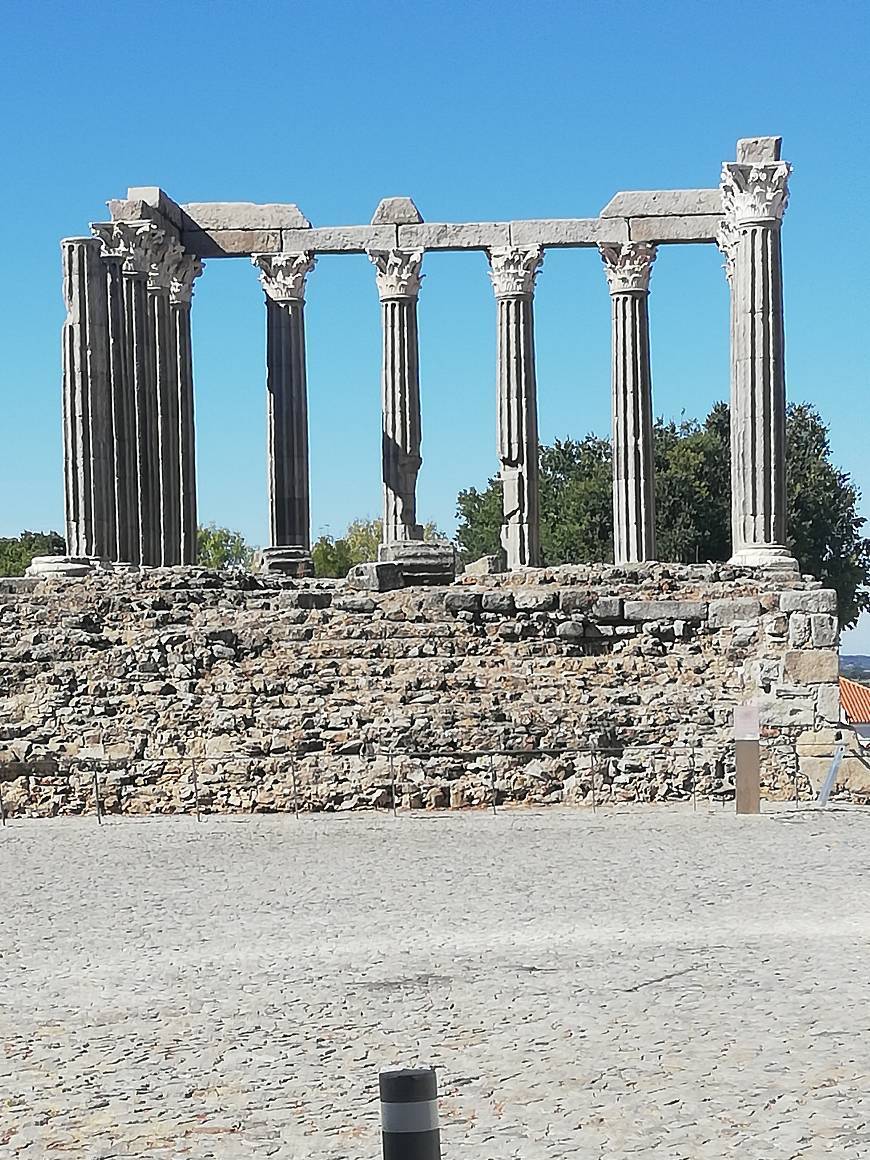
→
(93, 221, 165, 565)
(60, 237, 113, 559)
(171, 255, 203, 565)
(253, 252, 316, 550)
(487, 247, 543, 569)
(103, 253, 134, 562)
(149, 237, 186, 566)
(718, 149, 794, 567)
(599, 242, 657, 564)
(368, 249, 424, 544)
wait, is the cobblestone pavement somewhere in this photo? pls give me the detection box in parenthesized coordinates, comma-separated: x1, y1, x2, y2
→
(1, 806, 869, 1159)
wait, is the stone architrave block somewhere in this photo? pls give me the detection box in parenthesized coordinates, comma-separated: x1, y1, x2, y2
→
(591, 596, 623, 620)
(282, 225, 398, 252)
(628, 215, 722, 244)
(125, 186, 185, 228)
(180, 203, 311, 230)
(346, 562, 403, 592)
(780, 589, 838, 614)
(708, 597, 762, 627)
(182, 229, 282, 257)
(600, 189, 722, 218)
(509, 218, 629, 247)
(810, 614, 838, 647)
(371, 197, 423, 225)
(396, 222, 510, 249)
(513, 588, 559, 612)
(623, 599, 707, 622)
(106, 199, 174, 230)
(736, 136, 782, 163)
(783, 649, 839, 685)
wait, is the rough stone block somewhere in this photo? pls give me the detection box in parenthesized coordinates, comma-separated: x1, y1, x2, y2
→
(282, 225, 399, 252)
(600, 189, 722, 218)
(396, 222, 510, 249)
(256, 547, 314, 577)
(444, 590, 481, 614)
(708, 598, 762, 627)
(788, 612, 811, 648)
(736, 136, 782, 163)
(783, 650, 839, 685)
(513, 588, 559, 612)
(591, 596, 623, 620)
(346, 562, 403, 592)
(481, 591, 515, 614)
(25, 555, 96, 577)
(759, 700, 815, 727)
(810, 614, 838, 648)
(629, 214, 721, 244)
(378, 541, 456, 586)
(180, 202, 310, 230)
(464, 554, 505, 577)
(557, 620, 586, 642)
(623, 600, 707, 622)
(508, 218, 628, 247)
(816, 683, 842, 723)
(333, 595, 377, 614)
(560, 590, 593, 615)
(371, 197, 423, 225)
(780, 589, 838, 614)
(125, 186, 185, 228)
(182, 229, 282, 257)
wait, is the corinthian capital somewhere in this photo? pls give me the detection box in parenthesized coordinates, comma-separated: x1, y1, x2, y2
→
(91, 220, 166, 277)
(170, 253, 204, 306)
(146, 236, 187, 293)
(720, 161, 791, 227)
(368, 249, 423, 299)
(253, 252, 316, 302)
(599, 242, 657, 294)
(487, 247, 543, 298)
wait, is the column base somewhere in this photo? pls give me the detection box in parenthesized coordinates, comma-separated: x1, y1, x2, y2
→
(257, 546, 315, 577)
(378, 541, 457, 586)
(25, 555, 100, 577)
(728, 545, 799, 571)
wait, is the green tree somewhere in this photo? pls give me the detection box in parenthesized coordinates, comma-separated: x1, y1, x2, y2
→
(455, 403, 870, 626)
(0, 530, 66, 577)
(197, 523, 255, 570)
(312, 517, 447, 578)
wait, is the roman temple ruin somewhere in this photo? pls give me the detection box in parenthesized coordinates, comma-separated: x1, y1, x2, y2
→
(54, 136, 794, 578)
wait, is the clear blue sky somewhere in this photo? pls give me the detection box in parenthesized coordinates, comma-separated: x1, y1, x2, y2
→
(1, 0, 868, 646)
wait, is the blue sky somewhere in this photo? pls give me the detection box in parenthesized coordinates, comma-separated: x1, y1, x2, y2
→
(1, 0, 868, 646)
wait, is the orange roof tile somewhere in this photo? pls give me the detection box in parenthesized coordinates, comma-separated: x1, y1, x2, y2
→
(840, 677, 870, 724)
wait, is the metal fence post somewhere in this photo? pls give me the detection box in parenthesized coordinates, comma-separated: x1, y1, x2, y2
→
(379, 1067, 440, 1160)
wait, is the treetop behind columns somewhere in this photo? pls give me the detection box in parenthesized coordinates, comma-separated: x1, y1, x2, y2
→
(487, 246, 543, 298)
(368, 249, 424, 299)
(252, 252, 317, 303)
(599, 242, 657, 294)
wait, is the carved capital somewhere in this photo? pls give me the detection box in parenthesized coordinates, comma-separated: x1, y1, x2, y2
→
(487, 247, 543, 298)
(170, 253, 204, 306)
(599, 242, 657, 294)
(252, 252, 316, 302)
(720, 161, 791, 227)
(147, 236, 187, 293)
(91, 220, 166, 277)
(715, 218, 739, 285)
(368, 249, 423, 299)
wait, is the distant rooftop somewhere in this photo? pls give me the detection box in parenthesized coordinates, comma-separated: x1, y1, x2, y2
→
(840, 677, 870, 725)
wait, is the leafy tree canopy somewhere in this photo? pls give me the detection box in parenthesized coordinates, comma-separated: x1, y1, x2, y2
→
(197, 523, 255, 570)
(0, 530, 65, 577)
(312, 517, 445, 578)
(455, 402, 870, 626)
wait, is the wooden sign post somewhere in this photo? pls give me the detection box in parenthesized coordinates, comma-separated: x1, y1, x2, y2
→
(734, 703, 761, 815)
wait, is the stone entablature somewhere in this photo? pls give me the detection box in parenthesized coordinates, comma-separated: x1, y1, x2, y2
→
(0, 565, 850, 818)
(58, 136, 793, 579)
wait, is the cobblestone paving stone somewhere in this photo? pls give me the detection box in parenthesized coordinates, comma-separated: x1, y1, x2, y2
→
(1, 805, 869, 1158)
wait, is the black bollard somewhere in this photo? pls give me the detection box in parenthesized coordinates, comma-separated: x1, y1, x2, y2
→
(379, 1067, 440, 1160)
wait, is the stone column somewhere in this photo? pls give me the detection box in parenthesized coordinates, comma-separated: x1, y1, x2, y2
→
(253, 252, 316, 573)
(171, 255, 203, 565)
(149, 238, 186, 566)
(718, 139, 795, 568)
(599, 242, 657, 564)
(93, 220, 165, 566)
(368, 249, 425, 545)
(487, 246, 543, 569)
(103, 253, 135, 563)
(60, 237, 113, 560)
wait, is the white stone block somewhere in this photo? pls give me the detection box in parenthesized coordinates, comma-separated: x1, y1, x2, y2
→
(397, 222, 510, 249)
(282, 225, 398, 252)
(181, 203, 310, 230)
(810, 614, 838, 647)
(371, 197, 422, 225)
(509, 218, 628, 247)
(736, 137, 782, 164)
(629, 214, 722, 243)
(783, 649, 839, 684)
(600, 189, 722, 217)
(182, 229, 282, 257)
(780, 589, 838, 614)
(708, 597, 761, 627)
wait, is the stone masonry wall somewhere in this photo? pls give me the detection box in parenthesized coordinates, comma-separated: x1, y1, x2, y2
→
(0, 563, 858, 817)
